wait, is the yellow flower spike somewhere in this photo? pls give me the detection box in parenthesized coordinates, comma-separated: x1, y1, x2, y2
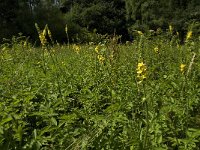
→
(97, 54, 105, 64)
(136, 62, 147, 83)
(186, 31, 192, 41)
(39, 32, 47, 47)
(42, 28, 46, 36)
(46, 26, 53, 44)
(180, 64, 186, 73)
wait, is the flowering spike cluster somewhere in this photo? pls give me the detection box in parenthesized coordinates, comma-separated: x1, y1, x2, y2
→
(35, 23, 54, 47)
(97, 55, 105, 64)
(35, 23, 47, 47)
(95, 45, 105, 64)
(39, 30, 47, 47)
(136, 62, 147, 82)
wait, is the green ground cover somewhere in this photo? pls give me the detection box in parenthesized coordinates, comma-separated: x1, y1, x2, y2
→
(0, 32, 200, 149)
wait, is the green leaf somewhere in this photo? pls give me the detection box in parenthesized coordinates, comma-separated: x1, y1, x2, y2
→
(15, 125, 23, 142)
(39, 126, 50, 137)
(0, 117, 12, 125)
(158, 135, 163, 144)
(33, 129, 37, 140)
(0, 126, 3, 134)
(51, 117, 57, 126)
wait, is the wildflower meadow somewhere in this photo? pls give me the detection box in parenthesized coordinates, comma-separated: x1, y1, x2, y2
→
(0, 27, 200, 150)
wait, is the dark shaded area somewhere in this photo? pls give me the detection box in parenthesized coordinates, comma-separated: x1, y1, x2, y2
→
(0, 0, 200, 43)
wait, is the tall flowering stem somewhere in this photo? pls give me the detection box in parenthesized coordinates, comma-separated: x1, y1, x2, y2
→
(136, 61, 149, 149)
(65, 24, 70, 48)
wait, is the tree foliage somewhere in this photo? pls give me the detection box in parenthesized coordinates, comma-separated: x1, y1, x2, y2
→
(0, 0, 200, 42)
(125, 0, 200, 32)
(62, 0, 128, 41)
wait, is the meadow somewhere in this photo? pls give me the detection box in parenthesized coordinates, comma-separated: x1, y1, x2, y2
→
(0, 29, 200, 150)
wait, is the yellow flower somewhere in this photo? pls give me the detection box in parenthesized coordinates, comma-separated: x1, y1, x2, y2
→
(136, 62, 147, 82)
(186, 31, 192, 41)
(95, 45, 99, 53)
(42, 28, 46, 37)
(180, 64, 186, 73)
(137, 62, 147, 71)
(97, 54, 105, 64)
(137, 30, 143, 36)
(137, 74, 147, 82)
(137, 70, 143, 74)
(39, 32, 47, 46)
(137, 62, 145, 68)
(154, 47, 159, 53)
(35, 23, 48, 47)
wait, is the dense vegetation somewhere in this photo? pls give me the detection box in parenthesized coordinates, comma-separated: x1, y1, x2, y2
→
(1, 0, 200, 149)
(0, 27, 200, 149)
(1, 0, 200, 42)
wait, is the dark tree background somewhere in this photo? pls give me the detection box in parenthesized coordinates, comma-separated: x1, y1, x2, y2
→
(0, 0, 199, 43)
(125, 0, 200, 36)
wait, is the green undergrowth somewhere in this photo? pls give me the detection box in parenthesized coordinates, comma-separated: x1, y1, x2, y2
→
(0, 34, 200, 150)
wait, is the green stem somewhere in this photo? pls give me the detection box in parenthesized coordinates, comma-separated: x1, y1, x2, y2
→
(143, 83, 149, 150)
